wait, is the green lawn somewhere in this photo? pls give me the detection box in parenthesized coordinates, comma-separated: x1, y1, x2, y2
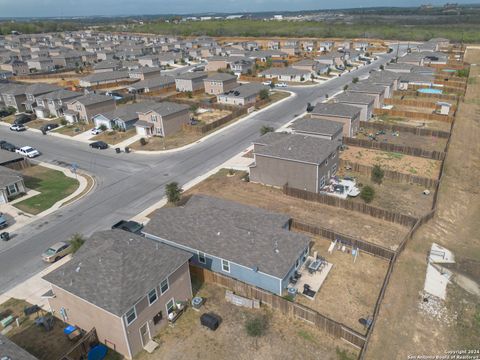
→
(14, 165, 79, 215)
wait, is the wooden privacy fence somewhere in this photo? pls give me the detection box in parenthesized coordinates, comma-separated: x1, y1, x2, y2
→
(283, 185, 419, 228)
(408, 84, 465, 95)
(360, 120, 451, 138)
(344, 137, 446, 160)
(339, 159, 439, 188)
(383, 98, 458, 113)
(393, 90, 459, 102)
(373, 108, 454, 123)
(58, 328, 98, 360)
(291, 219, 395, 260)
(190, 265, 367, 349)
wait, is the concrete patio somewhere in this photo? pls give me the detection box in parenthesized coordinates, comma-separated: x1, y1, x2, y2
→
(291, 256, 333, 300)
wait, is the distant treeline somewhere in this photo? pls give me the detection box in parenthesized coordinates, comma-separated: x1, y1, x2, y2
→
(129, 20, 479, 42)
(0, 21, 81, 35)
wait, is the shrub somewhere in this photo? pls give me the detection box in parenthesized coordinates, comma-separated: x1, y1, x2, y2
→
(245, 315, 268, 338)
(379, 64, 384, 70)
(456, 69, 469, 78)
(6, 106, 16, 115)
(140, 137, 147, 146)
(352, 77, 359, 83)
(69, 233, 85, 254)
(371, 165, 385, 184)
(259, 89, 270, 100)
(187, 91, 193, 98)
(60, 118, 68, 126)
(343, 85, 349, 91)
(260, 125, 274, 135)
(165, 182, 183, 204)
(99, 124, 107, 131)
(360, 185, 375, 203)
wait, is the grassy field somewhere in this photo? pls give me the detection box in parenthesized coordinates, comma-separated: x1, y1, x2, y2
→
(14, 165, 79, 215)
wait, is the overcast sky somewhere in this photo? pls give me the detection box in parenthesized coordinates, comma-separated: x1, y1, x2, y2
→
(0, 0, 476, 18)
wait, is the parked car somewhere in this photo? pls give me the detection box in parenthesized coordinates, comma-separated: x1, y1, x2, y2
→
(111, 220, 144, 234)
(0, 109, 11, 118)
(14, 113, 33, 125)
(262, 81, 272, 86)
(89, 141, 108, 150)
(10, 123, 26, 132)
(0, 141, 17, 152)
(91, 127, 103, 135)
(275, 82, 287, 88)
(16, 146, 40, 158)
(39, 123, 59, 132)
(0, 213, 8, 229)
(42, 241, 72, 263)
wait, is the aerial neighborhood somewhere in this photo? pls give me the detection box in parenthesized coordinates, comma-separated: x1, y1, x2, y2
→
(0, 5, 477, 360)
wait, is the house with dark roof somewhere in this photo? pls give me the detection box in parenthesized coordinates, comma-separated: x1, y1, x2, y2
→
(24, 83, 62, 112)
(135, 101, 190, 137)
(203, 73, 237, 95)
(249, 132, 340, 193)
(126, 75, 175, 94)
(92, 102, 156, 130)
(217, 83, 267, 106)
(334, 92, 376, 121)
(310, 102, 361, 137)
(175, 72, 208, 92)
(79, 71, 132, 88)
(0, 334, 39, 360)
(0, 83, 28, 112)
(345, 81, 386, 108)
(291, 117, 343, 143)
(35, 89, 83, 118)
(43, 230, 192, 359)
(0, 166, 25, 204)
(143, 195, 311, 296)
(65, 94, 116, 123)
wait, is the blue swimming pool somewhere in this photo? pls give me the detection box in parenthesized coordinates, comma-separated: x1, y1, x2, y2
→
(417, 88, 443, 94)
(442, 69, 456, 73)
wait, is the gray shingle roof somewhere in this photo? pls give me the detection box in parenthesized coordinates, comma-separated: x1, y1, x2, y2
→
(43, 230, 192, 316)
(254, 132, 337, 165)
(346, 81, 386, 94)
(81, 70, 130, 83)
(220, 83, 266, 99)
(292, 117, 343, 137)
(0, 166, 23, 188)
(138, 101, 189, 117)
(95, 102, 157, 122)
(311, 102, 361, 118)
(204, 73, 237, 82)
(128, 75, 175, 91)
(334, 92, 376, 105)
(25, 83, 62, 96)
(143, 195, 310, 279)
(0, 334, 39, 360)
(175, 71, 208, 80)
(68, 93, 114, 106)
(0, 150, 24, 166)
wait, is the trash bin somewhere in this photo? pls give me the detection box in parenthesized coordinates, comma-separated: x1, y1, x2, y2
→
(125, 147, 130, 153)
(0, 232, 9, 241)
(200, 312, 220, 331)
(115, 147, 121, 153)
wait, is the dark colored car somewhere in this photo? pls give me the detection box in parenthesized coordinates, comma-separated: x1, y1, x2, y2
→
(0, 109, 11, 118)
(39, 123, 59, 132)
(111, 220, 144, 234)
(14, 114, 33, 125)
(89, 141, 108, 150)
(0, 141, 17, 152)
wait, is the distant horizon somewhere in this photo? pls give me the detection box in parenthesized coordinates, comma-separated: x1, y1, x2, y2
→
(0, 0, 477, 19)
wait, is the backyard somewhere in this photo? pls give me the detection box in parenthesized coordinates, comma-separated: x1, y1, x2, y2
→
(14, 165, 79, 215)
(195, 108, 232, 124)
(178, 169, 409, 250)
(340, 146, 442, 179)
(136, 282, 358, 360)
(371, 114, 452, 132)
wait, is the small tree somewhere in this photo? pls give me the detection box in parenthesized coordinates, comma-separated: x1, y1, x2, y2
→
(343, 84, 349, 91)
(259, 88, 270, 100)
(60, 118, 68, 126)
(371, 165, 385, 184)
(260, 125, 274, 135)
(6, 106, 16, 115)
(187, 91, 193, 99)
(360, 185, 375, 203)
(245, 315, 268, 348)
(352, 77, 359, 84)
(379, 64, 384, 70)
(99, 124, 107, 131)
(165, 182, 182, 204)
(140, 137, 147, 146)
(69, 233, 85, 254)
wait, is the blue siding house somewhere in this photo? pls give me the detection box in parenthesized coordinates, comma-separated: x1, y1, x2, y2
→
(143, 195, 310, 296)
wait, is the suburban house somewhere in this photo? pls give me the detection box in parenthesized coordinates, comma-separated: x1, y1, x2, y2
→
(135, 101, 190, 137)
(0, 59, 29, 76)
(367, 71, 400, 98)
(0, 334, 39, 360)
(93, 60, 122, 73)
(310, 102, 362, 137)
(128, 67, 161, 81)
(79, 71, 132, 88)
(92, 102, 157, 130)
(0, 166, 26, 204)
(249, 132, 340, 193)
(230, 57, 255, 76)
(0, 83, 28, 112)
(291, 117, 343, 143)
(259, 67, 311, 82)
(345, 81, 386, 108)
(204, 56, 230, 72)
(203, 73, 237, 95)
(35, 89, 83, 118)
(0, 69, 13, 80)
(334, 92, 376, 120)
(43, 230, 193, 359)
(65, 94, 116, 123)
(126, 75, 175, 94)
(398, 73, 436, 90)
(143, 194, 311, 296)
(217, 83, 266, 106)
(24, 83, 62, 112)
(27, 58, 55, 72)
(291, 59, 328, 74)
(175, 72, 208, 92)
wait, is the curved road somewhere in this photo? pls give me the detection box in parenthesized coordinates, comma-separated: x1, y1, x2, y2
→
(0, 50, 401, 293)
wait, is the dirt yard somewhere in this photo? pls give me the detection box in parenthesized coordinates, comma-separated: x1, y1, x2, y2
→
(372, 114, 452, 132)
(130, 130, 203, 151)
(336, 170, 434, 217)
(296, 236, 389, 334)
(136, 282, 359, 360)
(180, 169, 409, 250)
(52, 123, 94, 136)
(195, 108, 231, 124)
(25, 119, 60, 130)
(91, 128, 136, 145)
(340, 146, 442, 179)
(0, 298, 74, 359)
(365, 50, 479, 359)
(357, 128, 448, 152)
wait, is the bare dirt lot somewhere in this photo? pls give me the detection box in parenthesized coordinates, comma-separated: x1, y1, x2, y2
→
(130, 129, 203, 151)
(336, 170, 434, 217)
(52, 123, 94, 136)
(296, 236, 389, 334)
(372, 114, 452, 132)
(180, 169, 409, 250)
(91, 128, 136, 145)
(340, 146, 442, 179)
(195, 108, 231, 124)
(366, 50, 480, 359)
(357, 127, 448, 152)
(136, 282, 359, 360)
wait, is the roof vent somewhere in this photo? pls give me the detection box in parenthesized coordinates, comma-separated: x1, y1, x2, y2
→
(75, 262, 82, 273)
(217, 231, 221, 236)
(288, 146, 292, 151)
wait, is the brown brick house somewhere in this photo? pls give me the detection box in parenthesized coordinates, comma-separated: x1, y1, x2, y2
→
(43, 230, 192, 359)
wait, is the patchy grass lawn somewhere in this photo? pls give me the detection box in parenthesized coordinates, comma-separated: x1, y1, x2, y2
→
(25, 119, 60, 130)
(52, 123, 93, 136)
(91, 128, 136, 145)
(373, 114, 452, 132)
(14, 165, 79, 215)
(1, 114, 16, 124)
(0, 298, 74, 360)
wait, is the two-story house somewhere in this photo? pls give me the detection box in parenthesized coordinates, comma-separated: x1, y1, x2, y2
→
(310, 102, 362, 137)
(65, 94, 116, 123)
(203, 73, 237, 95)
(135, 101, 190, 137)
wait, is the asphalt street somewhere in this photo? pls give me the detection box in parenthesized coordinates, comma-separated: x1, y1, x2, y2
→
(0, 49, 402, 293)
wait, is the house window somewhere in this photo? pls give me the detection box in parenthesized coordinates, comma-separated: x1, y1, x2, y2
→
(151, 114, 157, 122)
(166, 298, 175, 315)
(198, 252, 206, 264)
(221, 259, 230, 273)
(160, 278, 169, 294)
(125, 307, 136, 325)
(7, 183, 18, 196)
(319, 176, 326, 188)
(332, 164, 337, 176)
(148, 288, 158, 305)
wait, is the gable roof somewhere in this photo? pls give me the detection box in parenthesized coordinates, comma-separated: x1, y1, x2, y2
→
(292, 117, 343, 137)
(138, 101, 189, 117)
(334, 92, 376, 105)
(311, 102, 361, 118)
(143, 195, 309, 279)
(68, 93, 114, 106)
(0, 166, 23, 188)
(43, 230, 191, 316)
(220, 83, 266, 99)
(204, 73, 237, 82)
